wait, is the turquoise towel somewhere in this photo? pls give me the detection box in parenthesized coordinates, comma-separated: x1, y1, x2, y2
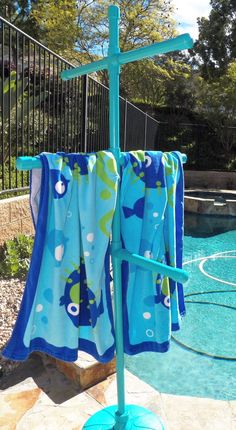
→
(121, 151, 185, 354)
(3, 151, 119, 363)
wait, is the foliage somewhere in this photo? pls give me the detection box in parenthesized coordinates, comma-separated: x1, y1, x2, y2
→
(160, 55, 197, 118)
(0, 70, 46, 162)
(1, 0, 236, 172)
(194, 0, 236, 79)
(195, 62, 236, 155)
(0, 0, 40, 38)
(226, 157, 236, 171)
(77, 0, 176, 57)
(1, 1, 191, 106)
(120, 59, 168, 104)
(31, 0, 79, 57)
(76, 0, 181, 103)
(0, 234, 34, 279)
(0, 71, 44, 122)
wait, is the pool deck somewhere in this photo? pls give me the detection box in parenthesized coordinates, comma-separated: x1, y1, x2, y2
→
(0, 353, 235, 430)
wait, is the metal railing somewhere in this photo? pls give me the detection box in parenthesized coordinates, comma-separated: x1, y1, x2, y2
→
(156, 121, 236, 170)
(0, 16, 159, 195)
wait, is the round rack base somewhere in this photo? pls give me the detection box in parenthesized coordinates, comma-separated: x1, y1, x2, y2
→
(82, 404, 165, 430)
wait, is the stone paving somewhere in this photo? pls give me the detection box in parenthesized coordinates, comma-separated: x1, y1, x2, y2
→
(0, 353, 235, 430)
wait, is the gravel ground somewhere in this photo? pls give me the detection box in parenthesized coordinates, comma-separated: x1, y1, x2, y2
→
(0, 278, 25, 378)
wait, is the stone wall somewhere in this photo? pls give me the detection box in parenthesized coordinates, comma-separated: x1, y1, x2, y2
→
(0, 195, 34, 245)
(185, 170, 236, 190)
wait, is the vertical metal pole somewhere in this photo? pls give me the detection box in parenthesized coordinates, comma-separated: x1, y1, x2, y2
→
(82, 74, 88, 152)
(60, 62, 63, 151)
(56, 57, 59, 152)
(64, 64, 68, 151)
(27, 40, 30, 158)
(21, 35, 25, 186)
(8, 26, 12, 190)
(33, 43, 36, 155)
(52, 55, 55, 153)
(1, 22, 5, 191)
(48, 53, 51, 152)
(16, 31, 19, 188)
(43, 50, 46, 152)
(108, 5, 128, 427)
(144, 113, 148, 150)
(38, 46, 42, 153)
(123, 99, 128, 152)
(77, 77, 81, 151)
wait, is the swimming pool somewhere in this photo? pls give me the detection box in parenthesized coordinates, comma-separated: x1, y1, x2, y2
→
(125, 212, 236, 400)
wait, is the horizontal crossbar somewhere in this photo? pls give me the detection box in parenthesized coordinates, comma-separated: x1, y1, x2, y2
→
(112, 249, 189, 284)
(61, 34, 193, 80)
(16, 153, 187, 171)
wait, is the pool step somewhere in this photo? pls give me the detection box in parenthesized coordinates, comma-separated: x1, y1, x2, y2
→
(38, 351, 116, 391)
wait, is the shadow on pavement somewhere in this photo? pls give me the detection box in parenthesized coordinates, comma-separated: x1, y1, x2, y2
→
(0, 352, 82, 404)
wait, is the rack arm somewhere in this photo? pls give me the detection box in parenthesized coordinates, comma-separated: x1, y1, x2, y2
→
(119, 33, 193, 65)
(16, 153, 187, 171)
(16, 156, 42, 170)
(113, 249, 189, 284)
(60, 33, 193, 81)
(61, 58, 108, 80)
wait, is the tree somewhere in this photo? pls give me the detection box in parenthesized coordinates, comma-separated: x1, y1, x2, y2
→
(31, 0, 79, 57)
(76, 0, 177, 100)
(1, 1, 194, 109)
(194, 0, 236, 79)
(160, 52, 197, 114)
(77, 0, 176, 55)
(195, 62, 236, 157)
(0, 1, 39, 38)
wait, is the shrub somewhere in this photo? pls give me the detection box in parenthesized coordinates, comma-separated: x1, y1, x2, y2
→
(0, 234, 34, 279)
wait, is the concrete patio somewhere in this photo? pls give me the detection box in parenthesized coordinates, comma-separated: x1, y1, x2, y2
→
(0, 353, 235, 430)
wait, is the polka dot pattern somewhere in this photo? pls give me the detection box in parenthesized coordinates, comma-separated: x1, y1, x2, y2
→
(143, 312, 151, 320)
(87, 233, 94, 242)
(36, 304, 43, 312)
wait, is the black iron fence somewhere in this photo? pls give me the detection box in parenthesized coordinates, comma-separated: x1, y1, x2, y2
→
(2, 16, 235, 196)
(156, 121, 236, 170)
(0, 16, 159, 196)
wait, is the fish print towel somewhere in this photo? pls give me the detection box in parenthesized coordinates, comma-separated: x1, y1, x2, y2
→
(3, 151, 119, 363)
(120, 150, 185, 355)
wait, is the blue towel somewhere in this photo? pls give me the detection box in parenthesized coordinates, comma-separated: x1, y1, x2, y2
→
(120, 151, 185, 355)
(3, 151, 119, 363)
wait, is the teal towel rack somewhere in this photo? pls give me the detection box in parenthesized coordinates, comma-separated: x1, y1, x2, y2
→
(16, 5, 193, 429)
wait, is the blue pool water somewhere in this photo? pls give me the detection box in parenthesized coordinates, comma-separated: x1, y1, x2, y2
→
(125, 213, 236, 400)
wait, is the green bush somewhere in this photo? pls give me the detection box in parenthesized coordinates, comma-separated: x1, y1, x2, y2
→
(226, 157, 236, 171)
(0, 234, 34, 279)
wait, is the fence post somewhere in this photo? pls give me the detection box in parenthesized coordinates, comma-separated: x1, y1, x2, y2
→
(82, 74, 88, 152)
(144, 113, 147, 150)
(123, 98, 128, 151)
(1, 22, 5, 190)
